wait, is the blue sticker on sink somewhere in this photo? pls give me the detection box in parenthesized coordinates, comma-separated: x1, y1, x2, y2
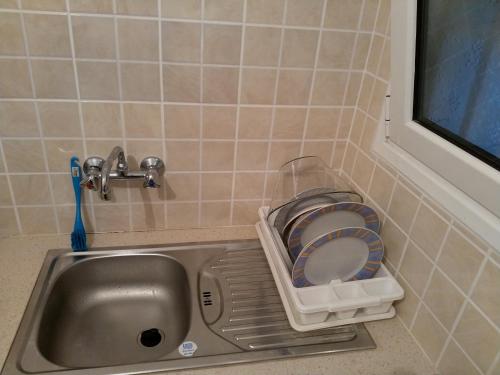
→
(178, 341, 198, 357)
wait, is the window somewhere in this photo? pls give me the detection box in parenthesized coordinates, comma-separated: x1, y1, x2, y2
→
(375, 0, 500, 246)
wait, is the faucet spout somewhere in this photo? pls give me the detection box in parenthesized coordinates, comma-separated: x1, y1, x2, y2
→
(101, 146, 127, 201)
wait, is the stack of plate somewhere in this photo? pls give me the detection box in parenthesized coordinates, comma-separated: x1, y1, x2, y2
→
(275, 195, 384, 288)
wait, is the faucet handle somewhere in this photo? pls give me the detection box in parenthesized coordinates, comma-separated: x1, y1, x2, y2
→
(140, 157, 164, 189)
(82, 156, 104, 191)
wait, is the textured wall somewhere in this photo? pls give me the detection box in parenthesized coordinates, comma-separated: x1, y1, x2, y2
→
(0, 0, 377, 235)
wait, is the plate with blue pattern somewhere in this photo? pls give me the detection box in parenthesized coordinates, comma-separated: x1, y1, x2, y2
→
(291, 227, 384, 287)
(287, 202, 380, 261)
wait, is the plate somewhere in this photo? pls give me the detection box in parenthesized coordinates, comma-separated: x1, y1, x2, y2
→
(281, 203, 330, 242)
(291, 227, 384, 287)
(287, 202, 380, 260)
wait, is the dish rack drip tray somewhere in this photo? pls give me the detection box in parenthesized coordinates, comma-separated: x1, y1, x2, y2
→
(256, 206, 404, 332)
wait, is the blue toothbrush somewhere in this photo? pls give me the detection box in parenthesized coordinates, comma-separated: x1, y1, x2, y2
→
(70, 156, 87, 252)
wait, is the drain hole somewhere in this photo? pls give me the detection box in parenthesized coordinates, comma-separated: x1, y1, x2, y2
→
(139, 328, 163, 348)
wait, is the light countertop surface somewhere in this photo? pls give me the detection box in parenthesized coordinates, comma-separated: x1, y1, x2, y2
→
(0, 227, 435, 375)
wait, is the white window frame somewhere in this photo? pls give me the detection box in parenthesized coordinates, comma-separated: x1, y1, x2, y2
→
(373, 0, 500, 248)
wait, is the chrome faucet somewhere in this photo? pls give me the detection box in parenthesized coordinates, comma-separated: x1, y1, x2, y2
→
(81, 146, 164, 201)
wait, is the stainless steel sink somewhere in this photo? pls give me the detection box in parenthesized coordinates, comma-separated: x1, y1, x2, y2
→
(2, 240, 375, 375)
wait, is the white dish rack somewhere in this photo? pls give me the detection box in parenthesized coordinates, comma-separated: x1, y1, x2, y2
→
(256, 206, 404, 332)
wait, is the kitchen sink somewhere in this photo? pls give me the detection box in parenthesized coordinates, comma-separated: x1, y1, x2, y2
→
(2, 240, 375, 375)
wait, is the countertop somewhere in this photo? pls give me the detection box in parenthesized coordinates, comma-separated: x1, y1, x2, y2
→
(0, 227, 435, 375)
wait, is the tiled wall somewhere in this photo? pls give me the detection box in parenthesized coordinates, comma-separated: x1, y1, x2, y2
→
(0, 0, 378, 235)
(334, 1, 500, 374)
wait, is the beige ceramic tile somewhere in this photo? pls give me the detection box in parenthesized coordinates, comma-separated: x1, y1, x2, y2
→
(411, 304, 448, 363)
(32, 60, 76, 99)
(375, 0, 390, 34)
(129, 180, 165, 202)
(203, 67, 239, 104)
(232, 201, 261, 225)
(0, 0, 18, 8)
(358, 74, 374, 113)
(471, 260, 500, 326)
(243, 26, 281, 66)
(123, 103, 162, 138)
(118, 19, 158, 61)
(268, 141, 301, 170)
(318, 31, 356, 69)
(204, 0, 243, 21)
(452, 221, 490, 252)
(350, 110, 365, 145)
(121, 63, 161, 101)
(82, 102, 122, 138)
(202, 106, 236, 139)
(437, 228, 485, 294)
(281, 29, 319, 68)
(24, 14, 70, 57)
(306, 108, 340, 139)
(116, 0, 158, 16)
(378, 40, 390, 82)
(234, 172, 265, 199)
(72, 16, 115, 59)
(18, 207, 57, 234)
(351, 151, 374, 193)
(0, 176, 12, 205)
(352, 33, 371, 70)
(165, 173, 199, 201)
(2, 140, 45, 172)
(161, 0, 201, 19)
(77, 61, 118, 100)
(438, 340, 481, 375)
(238, 107, 272, 139)
(368, 165, 395, 211)
(164, 104, 200, 139)
(236, 142, 268, 170)
(70, 0, 113, 13)
(163, 65, 200, 103)
(240, 68, 277, 105)
(337, 108, 354, 139)
(165, 141, 199, 171)
(395, 276, 419, 328)
(0, 208, 18, 236)
(10, 174, 51, 205)
(423, 269, 465, 330)
(368, 78, 387, 120)
(85, 139, 124, 159)
(45, 139, 84, 172)
(342, 142, 356, 175)
(162, 21, 201, 63)
(324, 0, 363, 29)
(204, 24, 242, 65)
(201, 201, 231, 227)
(93, 204, 130, 232)
(55, 205, 93, 233)
(272, 108, 306, 139)
(302, 141, 334, 164)
(312, 71, 348, 105)
(453, 303, 500, 373)
(51, 174, 82, 204)
(0, 60, 32, 98)
(276, 70, 313, 105)
(21, 0, 65, 10)
(131, 204, 165, 231)
(202, 141, 235, 171)
(166, 202, 199, 228)
(0, 13, 24, 55)
(399, 241, 433, 297)
(360, 116, 377, 151)
(39, 102, 81, 137)
(201, 173, 232, 200)
(410, 202, 449, 260)
(246, 0, 284, 24)
(387, 182, 420, 233)
(286, 0, 323, 27)
(125, 140, 162, 169)
(0, 102, 38, 137)
(360, 0, 378, 31)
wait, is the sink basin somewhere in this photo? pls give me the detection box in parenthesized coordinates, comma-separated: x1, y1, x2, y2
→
(2, 240, 375, 375)
(38, 255, 191, 367)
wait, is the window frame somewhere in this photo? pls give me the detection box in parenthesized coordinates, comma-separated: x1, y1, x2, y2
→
(373, 0, 500, 247)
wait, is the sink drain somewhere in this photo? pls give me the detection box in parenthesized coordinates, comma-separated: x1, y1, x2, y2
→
(139, 328, 163, 348)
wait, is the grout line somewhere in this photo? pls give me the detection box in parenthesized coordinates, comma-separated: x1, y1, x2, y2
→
(64, 0, 96, 231)
(17, 0, 60, 234)
(261, 0, 289, 207)
(0, 140, 22, 233)
(299, 0, 328, 158)
(197, 0, 205, 227)
(228, 0, 248, 225)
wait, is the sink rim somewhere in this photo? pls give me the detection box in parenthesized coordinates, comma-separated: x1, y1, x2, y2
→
(2, 240, 376, 375)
